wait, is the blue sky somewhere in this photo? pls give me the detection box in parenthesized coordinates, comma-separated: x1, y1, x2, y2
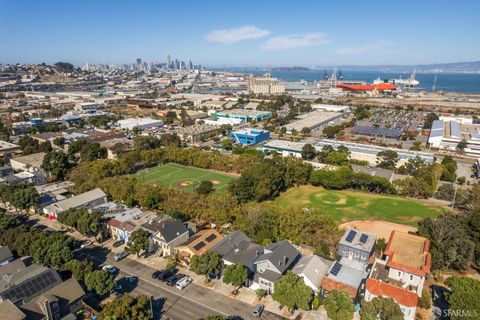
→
(1, 0, 479, 67)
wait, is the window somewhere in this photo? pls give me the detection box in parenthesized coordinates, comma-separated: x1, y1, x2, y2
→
(361, 255, 367, 261)
(342, 250, 347, 255)
(354, 253, 360, 259)
(410, 275, 413, 281)
(398, 271, 402, 277)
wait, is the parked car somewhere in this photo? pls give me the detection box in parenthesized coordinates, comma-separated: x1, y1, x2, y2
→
(113, 239, 125, 248)
(113, 251, 128, 261)
(252, 304, 264, 318)
(157, 269, 176, 282)
(80, 240, 92, 248)
(152, 270, 161, 279)
(176, 276, 192, 290)
(166, 274, 179, 286)
(102, 265, 118, 275)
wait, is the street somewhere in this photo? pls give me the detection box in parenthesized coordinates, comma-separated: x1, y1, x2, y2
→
(76, 246, 285, 320)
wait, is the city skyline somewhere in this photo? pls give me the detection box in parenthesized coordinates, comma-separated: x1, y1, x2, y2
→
(0, 0, 479, 67)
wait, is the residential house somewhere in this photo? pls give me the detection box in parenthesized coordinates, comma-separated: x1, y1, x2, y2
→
(19, 278, 85, 320)
(177, 229, 224, 264)
(337, 228, 376, 267)
(0, 299, 26, 320)
(0, 263, 85, 320)
(0, 166, 14, 178)
(105, 206, 145, 243)
(0, 247, 14, 266)
(9, 152, 47, 185)
(320, 257, 369, 300)
(149, 219, 190, 257)
(35, 181, 75, 209)
(0, 264, 62, 304)
(211, 231, 264, 276)
(252, 240, 301, 293)
(365, 231, 431, 320)
(43, 188, 108, 219)
(107, 219, 137, 243)
(292, 255, 333, 292)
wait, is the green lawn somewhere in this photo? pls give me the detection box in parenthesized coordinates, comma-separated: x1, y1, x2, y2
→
(135, 163, 237, 192)
(274, 185, 447, 226)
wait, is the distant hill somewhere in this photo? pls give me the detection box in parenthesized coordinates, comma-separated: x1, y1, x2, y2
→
(318, 61, 480, 74)
(272, 66, 310, 71)
(217, 61, 480, 74)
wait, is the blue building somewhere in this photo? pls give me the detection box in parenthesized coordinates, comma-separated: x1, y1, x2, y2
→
(213, 109, 272, 123)
(230, 128, 270, 146)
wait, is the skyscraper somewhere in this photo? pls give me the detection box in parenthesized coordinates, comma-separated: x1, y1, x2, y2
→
(166, 54, 171, 70)
(136, 58, 142, 65)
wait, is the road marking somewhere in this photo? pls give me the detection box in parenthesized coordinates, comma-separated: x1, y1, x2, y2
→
(78, 252, 230, 317)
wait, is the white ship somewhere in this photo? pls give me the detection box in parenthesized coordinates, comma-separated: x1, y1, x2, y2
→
(393, 70, 420, 88)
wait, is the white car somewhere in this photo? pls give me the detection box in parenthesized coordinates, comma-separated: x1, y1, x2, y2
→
(176, 276, 192, 290)
(102, 265, 118, 274)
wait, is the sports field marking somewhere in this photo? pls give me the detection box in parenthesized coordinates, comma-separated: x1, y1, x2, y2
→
(136, 163, 236, 192)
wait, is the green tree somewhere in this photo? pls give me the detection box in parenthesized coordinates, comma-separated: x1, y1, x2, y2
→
(441, 156, 457, 182)
(190, 251, 222, 279)
(376, 150, 399, 170)
(457, 140, 468, 152)
(324, 290, 355, 320)
(423, 113, 439, 129)
(42, 151, 70, 181)
(434, 183, 455, 201)
(301, 143, 316, 160)
(135, 136, 162, 151)
(301, 127, 311, 137)
(360, 296, 403, 320)
(62, 259, 94, 282)
(85, 270, 115, 295)
(444, 277, 480, 320)
(256, 288, 266, 300)
(126, 228, 150, 257)
(80, 142, 107, 162)
(272, 271, 313, 311)
(0, 212, 19, 233)
(197, 180, 214, 195)
(222, 264, 247, 288)
(100, 294, 153, 320)
(418, 214, 475, 270)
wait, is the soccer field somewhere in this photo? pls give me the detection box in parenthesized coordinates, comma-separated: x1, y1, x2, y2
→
(274, 185, 447, 226)
(136, 163, 237, 192)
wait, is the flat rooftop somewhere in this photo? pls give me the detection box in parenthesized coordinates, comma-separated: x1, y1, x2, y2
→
(231, 128, 268, 136)
(315, 139, 434, 162)
(261, 139, 305, 152)
(215, 109, 271, 117)
(0, 140, 20, 151)
(285, 111, 341, 132)
(10, 152, 46, 168)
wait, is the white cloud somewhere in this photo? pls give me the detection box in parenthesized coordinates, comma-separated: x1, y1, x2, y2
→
(205, 25, 270, 44)
(261, 33, 330, 50)
(337, 40, 400, 55)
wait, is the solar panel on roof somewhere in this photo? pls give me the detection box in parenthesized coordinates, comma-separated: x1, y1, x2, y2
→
(330, 262, 342, 276)
(193, 241, 206, 251)
(345, 230, 357, 242)
(205, 234, 217, 242)
(359, 234, 368, 243)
